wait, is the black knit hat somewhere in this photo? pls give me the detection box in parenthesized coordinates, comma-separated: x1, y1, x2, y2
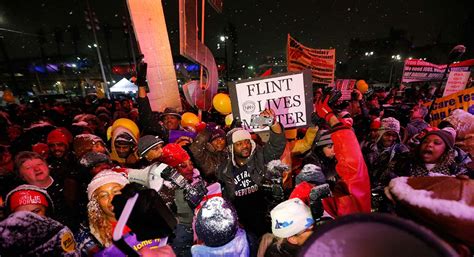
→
(0, 211, 79, 256)
(422, 130, 455, 149)
(138, 135, 164, 157)
(195, 197, 238, 247)
(79, 152, 111, 169)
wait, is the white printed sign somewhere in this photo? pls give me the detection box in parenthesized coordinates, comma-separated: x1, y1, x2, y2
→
(229, 70, 313, 132)
(443, 71, 471, 96)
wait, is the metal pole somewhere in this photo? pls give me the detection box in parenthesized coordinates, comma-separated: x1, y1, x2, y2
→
(86, 0, 109, 99)
(388, 62, 394, 85)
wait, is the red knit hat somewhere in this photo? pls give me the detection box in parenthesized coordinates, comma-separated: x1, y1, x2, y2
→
(160, 143, 190, 168)
(6, 185, 53, 212)
(47, 129, 69, 145)
(370, 119, 381, 130)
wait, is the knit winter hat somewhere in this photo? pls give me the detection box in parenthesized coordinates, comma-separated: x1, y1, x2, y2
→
(6, 184, 54, 212)
(195, 197, 239, 247)
(0, 211, 79, 256)
(315, 130, 333, 147)
(73, 134, 105, 158)
(209, 128, 226, 143)
(422, 130, 455, 149)
(114, 132, 136, 145)
(87, 170, 129, 200)
(378, 117, 401, 142)
(138, 135, 164, 157)
(47, 129, 70, 146)
(160, 143, 190, 168)
(271, 198, 314, 238)
(370, 118, 381, 130)
(295, 164, 326, 185)
(79, 152, 111, 169)
(227, 128, 252, 145)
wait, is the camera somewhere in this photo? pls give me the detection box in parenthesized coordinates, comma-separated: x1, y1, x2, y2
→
(160, 166, 208, 208)
(250, 114, 274, 127)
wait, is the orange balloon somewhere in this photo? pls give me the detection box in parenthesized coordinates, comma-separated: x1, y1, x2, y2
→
(356, 80, 369, 94)
(212, 93, 232, 115)
(181, 112, 200, 128)
(2, 90, 15, 103)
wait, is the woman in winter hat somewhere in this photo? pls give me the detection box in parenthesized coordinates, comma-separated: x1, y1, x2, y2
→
(386, 129, 471, 180)
(303, 130, 338, 183)
(86, 170, 129, 247)
(5, 184, 54, 217)
(192, 197, 249, 257)
(441, 109, 474, 157)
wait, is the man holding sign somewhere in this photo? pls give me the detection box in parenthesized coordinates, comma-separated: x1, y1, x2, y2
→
(217, 108, 285, 238)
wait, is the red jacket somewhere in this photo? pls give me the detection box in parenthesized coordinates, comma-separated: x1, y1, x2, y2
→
(322, 126, 372, 216)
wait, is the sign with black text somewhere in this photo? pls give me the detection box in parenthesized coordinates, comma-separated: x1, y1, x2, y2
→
(229, 71, 313, 132)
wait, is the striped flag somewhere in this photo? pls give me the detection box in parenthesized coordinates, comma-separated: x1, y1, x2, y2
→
(287, 34, 335, 84)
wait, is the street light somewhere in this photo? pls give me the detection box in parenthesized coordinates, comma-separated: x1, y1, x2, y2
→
(219, 35, 229, 82)
(219, 35, 226, 42)
(389, 54, 402, 85)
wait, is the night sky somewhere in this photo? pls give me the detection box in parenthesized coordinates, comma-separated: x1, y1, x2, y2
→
(0, 0, 472, 65)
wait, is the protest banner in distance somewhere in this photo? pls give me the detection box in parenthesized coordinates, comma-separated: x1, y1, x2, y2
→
(287, 34, 335, 85)
(443, 71, 471, 96)
(329, 79, 356, 100)
(229, 70, 313, 132)
(402, 59, 474, 83)
(424, 87, 474, 127)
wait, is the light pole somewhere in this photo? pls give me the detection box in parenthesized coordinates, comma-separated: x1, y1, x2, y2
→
(389, 54, 402, 85)
(219, 35, 229, 82)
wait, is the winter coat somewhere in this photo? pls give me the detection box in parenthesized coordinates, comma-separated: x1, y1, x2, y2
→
(189, 128, 228, 182)
(109, 122, 140, 166)
(387, 150, 471, 179)
(191, 228, 250, 257)
(320, 125, 372, 216)
(137, 96, 168, 140)
(365, 142, 410, 187)
(216, 128, 286, 201)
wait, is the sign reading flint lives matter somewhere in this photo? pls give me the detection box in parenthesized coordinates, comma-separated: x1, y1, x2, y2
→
(229, 70, 313, 132)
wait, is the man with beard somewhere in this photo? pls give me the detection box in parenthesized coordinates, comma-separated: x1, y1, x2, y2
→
(46, 128, 75, 183)
(217, 108, 286, 238)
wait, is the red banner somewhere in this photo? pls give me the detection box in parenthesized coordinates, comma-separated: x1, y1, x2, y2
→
(287, 34, 335, 84)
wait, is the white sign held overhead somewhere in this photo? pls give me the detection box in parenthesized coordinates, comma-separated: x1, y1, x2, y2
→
(229, 70, 313, 132)
(443, 71, 471, 96)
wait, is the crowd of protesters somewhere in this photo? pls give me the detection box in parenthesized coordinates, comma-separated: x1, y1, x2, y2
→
(0, 70, 473, 256)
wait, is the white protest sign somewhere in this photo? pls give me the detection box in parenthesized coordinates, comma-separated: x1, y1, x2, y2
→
(443, 71, 471, 96)
(229, 70, 313, 132)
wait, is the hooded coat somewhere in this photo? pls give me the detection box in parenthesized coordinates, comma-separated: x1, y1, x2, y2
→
(108, 119, 140, 166)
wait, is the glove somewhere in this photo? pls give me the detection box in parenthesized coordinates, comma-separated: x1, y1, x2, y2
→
(315, 95, 335, 122)
(136, 61, 148, 87)
(309, 183, 331, 219)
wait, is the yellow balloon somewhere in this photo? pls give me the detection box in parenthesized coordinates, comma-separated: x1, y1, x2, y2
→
(356, 80, 369, 94)
(181, 112, 200, 128)
(212, 93, 232, 115)
(225, 114, 233, 127)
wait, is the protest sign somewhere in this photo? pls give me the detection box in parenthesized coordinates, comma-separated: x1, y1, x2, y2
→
(287, 34, 335, 84)
(331, 79, 356, 100)
(443, 71, 470, 96)
(424, 87, 474, 127)
(229, 70, 313, 132)
(402, 59, 474, 83)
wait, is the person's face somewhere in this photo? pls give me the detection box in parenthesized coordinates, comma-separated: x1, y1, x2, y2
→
(91, 162, 113, 176)
(121, 101, 131, 111)
(420, 134, 447, 164)
(381, 131, 398, 147)
(94, 182, 123, 221)
(322, 144, 335, 159)
(233, 139, 252, 159)
(162, 115, 180, 130)
(48, 142, 68, 158)
(115, 142, 133, 159)
(145, 144, 163, 162)
(14, 204, 47, 217)
(19, 158, 50, 186)
(289, 226, 314, 246)
(211, 137, 226, 152)
(177, 159, 194, 181)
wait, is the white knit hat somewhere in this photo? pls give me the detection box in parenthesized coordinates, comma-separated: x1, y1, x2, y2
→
(231, 129, 252, 144)
(87, 170, 129, 200)
(377, 117, 401, 142)
(271, 198, 314, 238)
